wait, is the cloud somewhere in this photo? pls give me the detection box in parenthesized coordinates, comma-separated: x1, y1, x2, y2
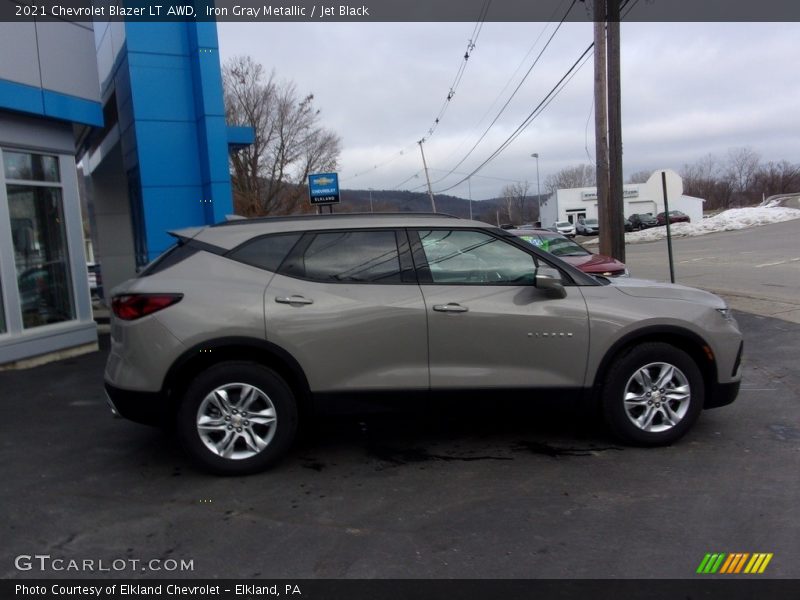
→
(218, 21, 800, 199)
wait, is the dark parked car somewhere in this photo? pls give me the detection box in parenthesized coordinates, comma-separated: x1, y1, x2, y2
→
(656, 210, 690, 225)
(576, 217, 599, 235)
(509, 229, 628, 277)
(625, 213, 659, 231)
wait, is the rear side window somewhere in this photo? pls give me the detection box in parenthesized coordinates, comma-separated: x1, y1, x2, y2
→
(284, 230, 402, 283)
(228, 233, 302, 272)
(139, 243, 198, 277)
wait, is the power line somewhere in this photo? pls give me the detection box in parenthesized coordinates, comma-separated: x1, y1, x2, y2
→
(340, 142, 417, 183)
(422, 0, 493, 141)
(425, 0, 579, 187)
(431, 0, 643, 194)
(434, 43, 595, 194)
(430, 0, 571, 167)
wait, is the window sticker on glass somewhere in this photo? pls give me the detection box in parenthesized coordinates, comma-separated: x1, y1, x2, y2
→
(522, 236, 542, 246)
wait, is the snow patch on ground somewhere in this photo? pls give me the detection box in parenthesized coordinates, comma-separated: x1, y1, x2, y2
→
(583, 206, 800, 245)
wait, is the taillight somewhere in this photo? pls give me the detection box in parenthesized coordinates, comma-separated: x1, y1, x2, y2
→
(112, 294, 183, 321)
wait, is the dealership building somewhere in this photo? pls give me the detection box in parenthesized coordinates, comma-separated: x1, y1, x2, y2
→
(539, 170, 704, 228)
(0, 21, 251, 367)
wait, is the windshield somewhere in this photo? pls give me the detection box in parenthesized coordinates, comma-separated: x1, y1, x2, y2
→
(519, 234, 590, 257)
(583, 219, 598, 225)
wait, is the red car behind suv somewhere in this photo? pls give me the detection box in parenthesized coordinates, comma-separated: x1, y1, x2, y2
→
(509, 229, 628, 277)
(656, 210, 690, 225)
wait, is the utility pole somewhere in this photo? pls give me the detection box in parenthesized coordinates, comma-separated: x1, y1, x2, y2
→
(607, 0, 625, 262)
(368, 188, 374, 213)
(594, 4, 610, 257)
(595, 0, 624, 261)
(418, 139, 437, 213)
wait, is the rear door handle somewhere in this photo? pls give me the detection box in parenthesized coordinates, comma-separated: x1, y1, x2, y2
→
(433, 303, 469, 313)
(275, 295, 314, 305)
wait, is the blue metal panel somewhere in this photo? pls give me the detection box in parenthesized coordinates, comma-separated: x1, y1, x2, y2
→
(124, 23, 189, 56)
(107, 22, 241, 262)
(42, 90, 103, 127)
(140, 185, 205, 259)
(201, 115, 231, 183)
(135, 120, 201, 187)
(0, 79, 102, 127)
(192, 22, 220, 49)
(0, 79, 44, 115)
(192, 46, 225, 117)
(227, 126, 255, 147)
(128, 55, 196, 122)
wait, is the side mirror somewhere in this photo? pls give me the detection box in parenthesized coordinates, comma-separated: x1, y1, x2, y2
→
(535, 267, 566, 297)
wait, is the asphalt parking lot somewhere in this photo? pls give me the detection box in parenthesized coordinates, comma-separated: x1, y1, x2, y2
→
(2, 310, 798, 579)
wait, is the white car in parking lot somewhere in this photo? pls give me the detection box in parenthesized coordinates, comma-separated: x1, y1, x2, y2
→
(551, 221, 576, 237)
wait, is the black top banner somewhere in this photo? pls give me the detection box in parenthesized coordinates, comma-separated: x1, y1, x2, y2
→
(3, 0, 800, 22)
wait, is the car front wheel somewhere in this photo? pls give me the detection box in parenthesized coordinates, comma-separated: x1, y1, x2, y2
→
(601, 343, 704, 445)
(177, 361, 298, 475)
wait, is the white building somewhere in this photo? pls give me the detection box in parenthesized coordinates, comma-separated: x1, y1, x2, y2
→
(539, 170, 704, 227)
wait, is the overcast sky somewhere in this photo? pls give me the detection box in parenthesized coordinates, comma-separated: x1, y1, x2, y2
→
(217, 21, 799, 200)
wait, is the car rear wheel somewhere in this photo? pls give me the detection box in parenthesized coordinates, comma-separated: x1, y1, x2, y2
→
(601, 343, 704, 445)
(177, 361, 298, 475)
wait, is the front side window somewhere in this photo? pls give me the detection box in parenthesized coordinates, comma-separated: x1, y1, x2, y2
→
(5, 151, 75, 329)
(418, 230, 536, 285)
(290, 230, 402, 283)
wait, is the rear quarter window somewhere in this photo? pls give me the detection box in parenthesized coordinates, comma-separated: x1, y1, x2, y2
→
(139, 243, 199, 276)
(228, 233, 303, 272)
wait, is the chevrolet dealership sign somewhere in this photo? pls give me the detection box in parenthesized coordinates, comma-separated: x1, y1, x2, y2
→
(308, 173, 340, 205)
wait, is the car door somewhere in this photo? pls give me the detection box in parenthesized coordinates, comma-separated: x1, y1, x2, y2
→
(265, 228, 429, 393)
(411, 228, 590, 390)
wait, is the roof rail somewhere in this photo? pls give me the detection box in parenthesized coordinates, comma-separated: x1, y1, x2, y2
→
(212, 211, 462, 227)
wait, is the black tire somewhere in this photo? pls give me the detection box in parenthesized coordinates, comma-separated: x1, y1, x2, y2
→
(177, 361, 298, 475)
(601, 343, 704, 446)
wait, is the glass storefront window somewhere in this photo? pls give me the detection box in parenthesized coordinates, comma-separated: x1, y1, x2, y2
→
(4, 151, 60, 183)
(4, 151, 75, 330)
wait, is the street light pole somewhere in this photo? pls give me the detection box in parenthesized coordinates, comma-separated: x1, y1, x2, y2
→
(368, 188, 374, 213)
(531, 153, 541, 224)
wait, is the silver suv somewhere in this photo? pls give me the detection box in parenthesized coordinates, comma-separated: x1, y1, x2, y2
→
(105, 214, 742, 474)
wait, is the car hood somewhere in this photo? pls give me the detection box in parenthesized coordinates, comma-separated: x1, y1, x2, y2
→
(608, 277, 726, 308)
(562, 253, 625, 274)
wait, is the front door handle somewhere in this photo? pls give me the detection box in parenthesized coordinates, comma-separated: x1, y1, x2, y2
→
(433, 303, 469, 313)
(275, 295, 314, 305)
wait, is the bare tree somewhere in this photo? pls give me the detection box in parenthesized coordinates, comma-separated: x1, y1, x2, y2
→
(753, 160, 800, 197)
(724, 147, 760, 206)
(725, 147, 761, 193)
(681, 153, 732, 210)
(544, 164, 596, 193)
(501, 181, 531, 224)
(626, 169, 652, 184)
(224, 56, 341, 216)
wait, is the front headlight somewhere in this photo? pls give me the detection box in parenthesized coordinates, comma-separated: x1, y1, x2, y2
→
(715, 307, 734, 321)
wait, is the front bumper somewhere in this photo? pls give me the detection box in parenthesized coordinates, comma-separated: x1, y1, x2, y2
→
(704, 380, 741, 409)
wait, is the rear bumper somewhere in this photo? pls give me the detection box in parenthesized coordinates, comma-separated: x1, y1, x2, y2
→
(104, 382, 169, 426)
(704, 380, 740, 409)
